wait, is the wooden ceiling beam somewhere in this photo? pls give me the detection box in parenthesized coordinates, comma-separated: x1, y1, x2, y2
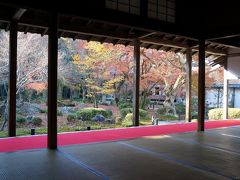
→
(100, 37, 106, 44)
(124, 41, 131, 46)
(207, 34, 240, 41)
(113, 39, 121, 45)
(5, 23, 10, 31)
(204, 47, 227, 56)
(192, 51, 198, 56)
(86, 36, 92, 42)
(157, 45, 163, 51)
(58, 31, 65, 38)
(41, 28, 48, 36)
(145, 44, 153, 49)
(24, 26, 29, 34)
(138, 32, 156, 39)
(175, 48, 182, 53)
(18, 20, 135, 41)
(0, 15, 230, 56)
(141, 37, 227, 56)
(141, 37, 189, 49)
(73, 33, 79, 41)
(165, 47, 172, 52)
(12, 8, 27, 21)
(59, 23, 136, 41)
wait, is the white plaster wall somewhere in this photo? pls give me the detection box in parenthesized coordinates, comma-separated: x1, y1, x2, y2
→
(206, 89, 222, 108)
(227, 49, 240, 79)
(234, 89, 240, 108)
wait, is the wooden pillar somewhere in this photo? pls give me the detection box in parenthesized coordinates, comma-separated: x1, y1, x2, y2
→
(198, 39, 205, 131)
(133, 39, 140, 126)
(8, 21, 17, 137)
(185, 47, 192, 122)
(48, 12, 58, 149)
(223, 57, 228, 119)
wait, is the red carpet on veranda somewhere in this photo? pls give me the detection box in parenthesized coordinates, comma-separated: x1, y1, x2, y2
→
(0, 120, 240, 153)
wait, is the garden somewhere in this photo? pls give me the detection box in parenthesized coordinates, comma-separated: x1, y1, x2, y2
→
(0, 31, 225, 137)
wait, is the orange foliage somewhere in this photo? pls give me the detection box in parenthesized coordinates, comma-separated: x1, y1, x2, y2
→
(25, 83, 47, 92)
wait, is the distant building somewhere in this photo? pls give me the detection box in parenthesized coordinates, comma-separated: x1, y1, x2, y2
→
(206, 83, 240, 108)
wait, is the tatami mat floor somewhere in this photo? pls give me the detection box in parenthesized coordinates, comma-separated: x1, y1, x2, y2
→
(0, 126, 239, 180)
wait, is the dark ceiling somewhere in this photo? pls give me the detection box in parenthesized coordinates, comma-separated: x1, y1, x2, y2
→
(0, 0, 239, 64)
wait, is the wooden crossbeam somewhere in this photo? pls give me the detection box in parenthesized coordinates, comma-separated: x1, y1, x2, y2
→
(24, 26, 29, 34)
(41, 28, 48, 36)
(141, 37, 189, 49)
(141, 37, 227, 56)
(138, 32, 156, 39)
(12, 8, 27, 21)
(0, 15, 229, 56)
(59, 23, 136, 41)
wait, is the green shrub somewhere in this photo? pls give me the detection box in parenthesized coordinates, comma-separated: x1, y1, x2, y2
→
(115, 116, 122, 123)
(139, 109, 148, 118)
(208, 108, 240, 120)
(106, 109, 113, 117)
(40, 109, 47, 113)
(67, 114, 77, 122)
(122, 113, 133, 127)
(157, 105, 185, 115)
(117, 98, 130, 104)
(16, 116, 26, 124)
(57, 110, 63, 116)
(120, 108, 147, 119)
(58, 100, 75, 107)
(32, 117, 42, 126)
(158, 115, 177, 121)
(75, 108, 110, 121)
(176, 103, 185, 115)
(192, 111, 198, 119)
(208, 108, 222, 119)
(118, 102, 132, 109)
(192, 119, 198, 122)
(120, 108, 131, 118)
(156, 107, 167, 114)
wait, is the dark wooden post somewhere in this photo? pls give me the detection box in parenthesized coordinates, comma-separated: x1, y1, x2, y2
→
(8, 21, 17, 137)
(223, 57, 228, 119)
(48, 12, 58, 149)
(133, 39, 140, 126)
(185, 47, 192, 122)
(198, 39, 205, 131)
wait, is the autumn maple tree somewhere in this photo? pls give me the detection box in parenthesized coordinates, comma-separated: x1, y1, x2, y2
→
(0, 32, 67, 130)
(0, 32, 224, 132)
(0, 32, 49, 130)
(139, 49, 187, 115)
(71, 41, 124, 107)
(65, 39, 190, 115)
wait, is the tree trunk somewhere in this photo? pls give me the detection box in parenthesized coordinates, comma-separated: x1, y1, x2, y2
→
(0, 100, 8, 131)
(125, 84, 128, 100)
(82, 86, 87, 102)
(93, 93, 98, 108)
(162, 74, 185, 116)
(140, 91, 148, 109)
(163, 91, 177, 116)
(114, 89, 119, 105)
(57, 85, 62, 100)
(94, 97, 98, 108)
